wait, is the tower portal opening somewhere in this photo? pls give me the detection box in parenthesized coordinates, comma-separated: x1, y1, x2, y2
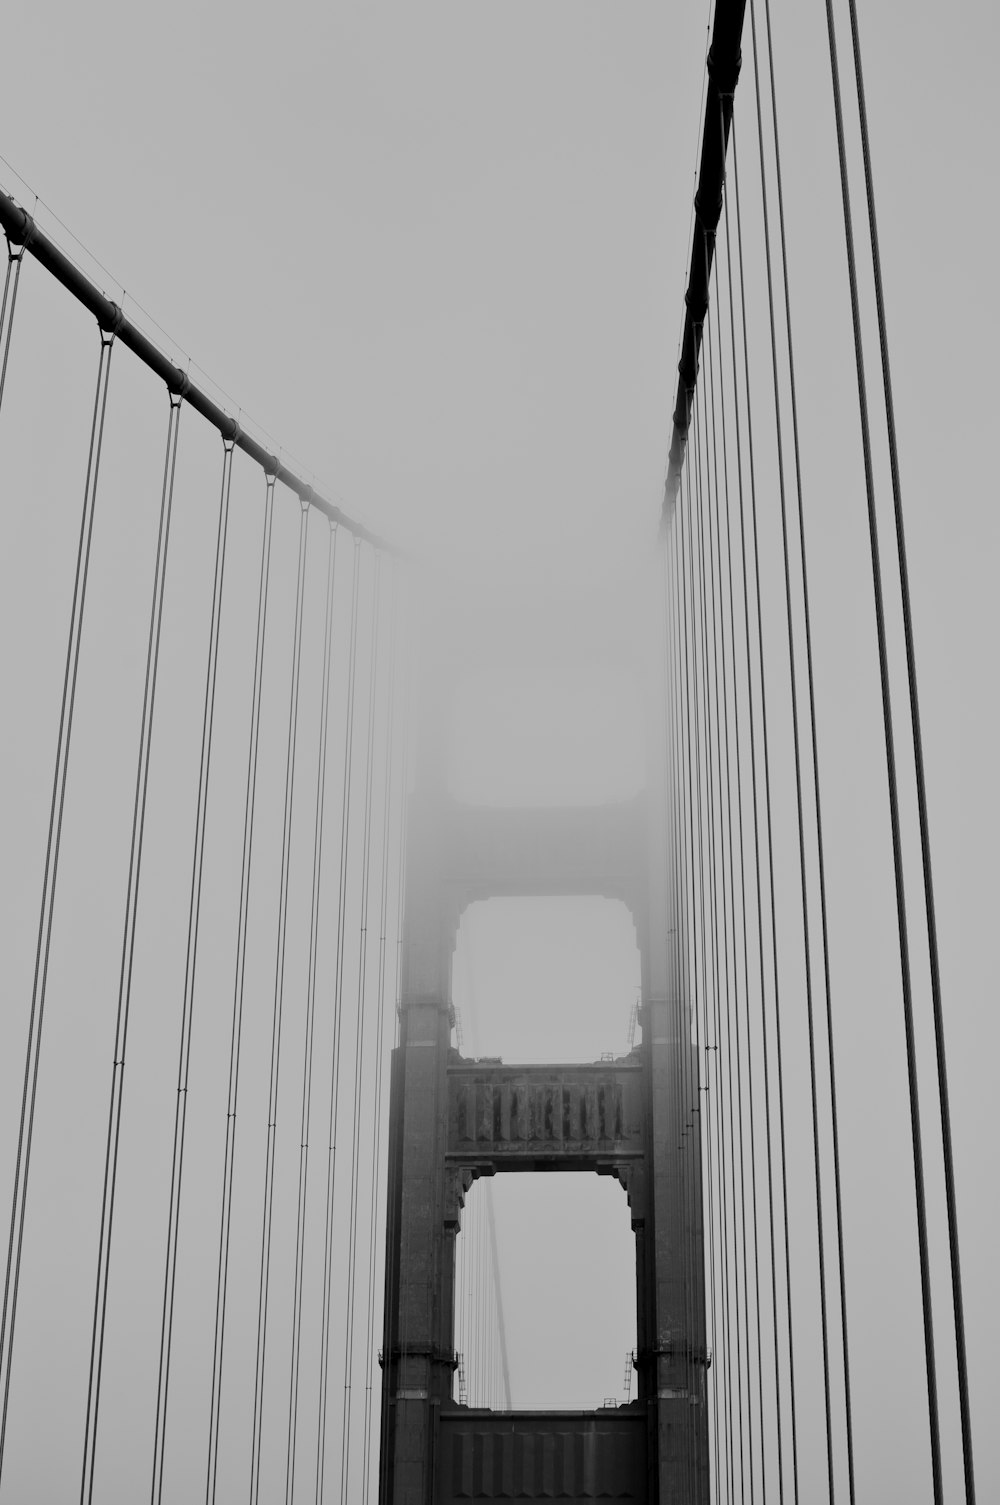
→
(454, 1172, 637, 1412)
(452, 896, 641, 1064)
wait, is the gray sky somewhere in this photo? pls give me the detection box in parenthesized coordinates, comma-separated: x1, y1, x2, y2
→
(1, 1, 997, 1501)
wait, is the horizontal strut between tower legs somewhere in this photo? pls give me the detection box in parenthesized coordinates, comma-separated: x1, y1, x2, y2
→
(385, 1344, 459, 1371)
(635, 1343, 712, 1368)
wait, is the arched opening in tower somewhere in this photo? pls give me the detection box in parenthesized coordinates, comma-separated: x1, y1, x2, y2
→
(454, 1171, 637, 1412)
(452, 896, 641, 1064)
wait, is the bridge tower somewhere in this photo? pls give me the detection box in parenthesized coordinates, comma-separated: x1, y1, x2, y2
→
(378, 594, 708, 1504)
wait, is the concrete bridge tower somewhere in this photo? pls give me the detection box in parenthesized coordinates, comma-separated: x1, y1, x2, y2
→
(378, 589, 708, 1504)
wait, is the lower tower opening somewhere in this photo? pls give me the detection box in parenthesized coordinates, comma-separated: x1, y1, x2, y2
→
(454, 1172, 636, 1412)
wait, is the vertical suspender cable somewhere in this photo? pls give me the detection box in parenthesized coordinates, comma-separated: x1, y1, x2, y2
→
(361, 569, 399, 1500)
(747, 1, 838, 1494)
(286, 520, 339, 1505)
(710, 252, 769, 1505)
(206, 472, 277, 1505)
(731, 116, 801, 1505)
(81, 390, 183, 1505)
(339, 555, 383, 1502)
(700, 366, 751, 1505)
(316, 539, 362, 1504)
(249, 497, 311, 1505)
(757, 0, 859, 1494)
(0, 237, 25, 420)
(678, 444, 705, 1500)
(707, 302, 765, 1505)
(693, 396, 735, 1505)
(840, 9, 974, 1483)
(723, 130, 784, 1505)
(0, 327, 116, 1484)
(151, 436, 236, 1505)
(825, 0, 970, 1495)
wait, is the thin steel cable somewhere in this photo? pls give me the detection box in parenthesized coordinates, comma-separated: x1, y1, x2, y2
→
(206, 472, 277, 1505)
(316, 539, 363, 1504)
(285, 521, 340, 1505)
(691, 398, 732, 1505)
(0, 330, 115, 1484)
(826, 1, 964, 1496)
(249, 497, 312, 1505)
(696, 394, 742, 1505)
(711, 225, 770, 1505)
(731, 113, 801, 1505)
(724, 126, 785, 1505)
(699, 372, 751, 1505)
(339, 556, 383, 1503)
(361, 570, 400, 1500)
(678, 445, 709, 1500)
(151, 437, 236, 1505)
(0, 239, 25, 420)
(376, 644, 411, 1475)
(664, 533, 722, 1503)
(680, 457, 719, 1505)
(674, 512, 733, 1505)
(747, 3, 838, 1493)
(81, 391, 183, 1505)
(755, 1, 861, 1496)
(706, 312, 761, 1505)
(673, 478, 697, 1496)
(841, 8, 974, 1483)
(484, 1186, 512, 1411)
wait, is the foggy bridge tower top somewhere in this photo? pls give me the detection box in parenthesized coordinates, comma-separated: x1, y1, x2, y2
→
(379, 583, 707, 1505)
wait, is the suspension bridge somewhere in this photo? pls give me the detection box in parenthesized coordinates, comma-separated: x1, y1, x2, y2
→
(0, 1, 993, 1502)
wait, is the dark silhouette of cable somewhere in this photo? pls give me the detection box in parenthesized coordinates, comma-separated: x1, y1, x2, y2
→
(755, 1, 861, 1496)
(361, 571, 400, 1499)
(674, 463, 731, 1505)
(680, 438, 712, 1503)
(0, 329, 115, 1485)
(249, 497, 311, 1504)
(285, 520, 340, 1505)
(82, 391, 183, 1505)
(0, 238, 25, 419)
(692, 398, 739, 1505)
(676, 474, 701, 1499)
(701, 343, 756, 1505)
(710, 231, 770, 1505)
(730, 114, 800, 1505)
(707, 299, 766, 1505)
(826, 1, 970, 1496)
(721, 123, 785, 1505)
(339, 555, 383, 1502)
(316, 538, 362, 1504)
(663, 530, 701, 1490)
(747, 2, 838, 1494)
(377, 651, 410, 1474)
(206, 472, 277, 1505)
(663, 535, 721, 1505)
(842, 12, 974, 1485)
(151, 437, 235, 1505)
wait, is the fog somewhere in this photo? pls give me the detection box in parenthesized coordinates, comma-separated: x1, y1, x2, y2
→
(1, 1, 998, 1501)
